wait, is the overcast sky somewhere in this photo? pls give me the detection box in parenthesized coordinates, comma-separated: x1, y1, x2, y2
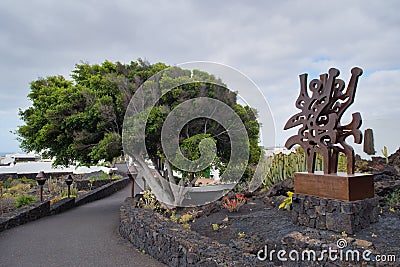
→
(0, 0, 399, 158)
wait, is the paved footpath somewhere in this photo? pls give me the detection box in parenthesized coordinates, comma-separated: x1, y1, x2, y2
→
(0, 184, 166, 267)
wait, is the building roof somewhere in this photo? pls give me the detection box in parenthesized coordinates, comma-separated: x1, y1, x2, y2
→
(1, 153, 41, 165)
(0, 161, 115, 175)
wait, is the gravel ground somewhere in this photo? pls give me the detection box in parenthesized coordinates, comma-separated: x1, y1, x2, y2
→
(189, 193, 400, 265)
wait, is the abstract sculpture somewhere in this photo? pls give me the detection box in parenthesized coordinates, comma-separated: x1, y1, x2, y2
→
(287, 67, 378, 234)
(284, 67, 363, 174)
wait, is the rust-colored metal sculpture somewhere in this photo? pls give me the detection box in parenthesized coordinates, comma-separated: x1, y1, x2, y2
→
(284, 67, 363, 174)
(287, 68, 377, 234)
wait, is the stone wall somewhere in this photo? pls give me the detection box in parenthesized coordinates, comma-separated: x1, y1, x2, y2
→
(120, 196, 398, 266)
(0, 201, 50, 232)
(0, 177, 130, 232)
(119, 198, 258, 267)
(50, 197, 76, 215)
(75, 177, 130, 206)
(0, 172, 71, 182)
(75, 179, 112, 191)
(291, 194, 379, 234)
(0, 173, 18, 181)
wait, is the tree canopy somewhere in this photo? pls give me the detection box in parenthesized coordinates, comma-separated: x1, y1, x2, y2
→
(18, 59, 261, 184)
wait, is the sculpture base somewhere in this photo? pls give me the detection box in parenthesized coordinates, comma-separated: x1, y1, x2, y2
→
(291, 194, 379, 234)
(294, 172, 374, 201)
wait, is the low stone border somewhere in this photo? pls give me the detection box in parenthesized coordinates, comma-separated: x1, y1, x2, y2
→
(75, 177, 130, 206)
(120, 198, 398, 267)
(0, 201, 50, 232)
(0, 172, 71, 181)
(75, 179, 113, 191)
(0, 177, 130, 233)
(119, 198, 258, 266)
(50, 197, 76, 215)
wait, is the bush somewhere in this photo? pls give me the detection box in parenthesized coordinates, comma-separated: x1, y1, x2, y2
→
(50, 187, 78, 204)
(89, 172, 109, 181)
(113, 174, 122, 180)
(59, 187, 78, 198)
(89, 172, 122, 182)
(137, 190, 165, 212)
(7, 183, 31, 196)
(386, 189, 400, 209)
(15, 195, 36, 208)
(18, 176, 36, 185)
(4, 178, 19, 189)
(46, 177, 64, 195)
(179, 213, 193, 223)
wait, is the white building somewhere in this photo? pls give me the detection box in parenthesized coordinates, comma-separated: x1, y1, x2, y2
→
(0, 153, 41, 165)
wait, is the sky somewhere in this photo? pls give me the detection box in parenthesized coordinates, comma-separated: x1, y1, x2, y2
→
(0, 0, 399, 158)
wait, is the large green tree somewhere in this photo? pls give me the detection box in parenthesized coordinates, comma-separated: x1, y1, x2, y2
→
(18, 60, 166, 166)
(18, 60, 261, 188)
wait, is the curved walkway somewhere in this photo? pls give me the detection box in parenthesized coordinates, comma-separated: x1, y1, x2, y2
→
(0, 184, 166, 267)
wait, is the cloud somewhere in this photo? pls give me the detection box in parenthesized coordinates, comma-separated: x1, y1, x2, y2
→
(0, 0, 399, 155)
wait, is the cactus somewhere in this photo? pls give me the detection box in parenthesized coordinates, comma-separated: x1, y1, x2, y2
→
(263, 147, 350, 189)
(382, 146, 389, 164)
(263, 147, 308, 189)
(337, 153, 347, 173)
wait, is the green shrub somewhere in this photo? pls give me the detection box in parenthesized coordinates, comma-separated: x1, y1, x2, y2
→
(59, 187, 78, 198)
(112, 174, 122, 180)
(4, 177, 18, 189)
(89, 172, 110, 181)
(137, 190, 165, 212)
(89, 172, 122, 182)
(170, 212, 179, 222)
(386, 189, 400, 209)
(98, 172, 111, 181)
(179, 213, 193, 223)
(15, 195, 36, 208)
(46, 177, 64, 195)
(212, 223, 219, 231)
(18, 176, 37, 185)
(7, 183, 31, 196)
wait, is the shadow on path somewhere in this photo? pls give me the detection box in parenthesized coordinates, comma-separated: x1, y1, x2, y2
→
(0, 183, 166, 267)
